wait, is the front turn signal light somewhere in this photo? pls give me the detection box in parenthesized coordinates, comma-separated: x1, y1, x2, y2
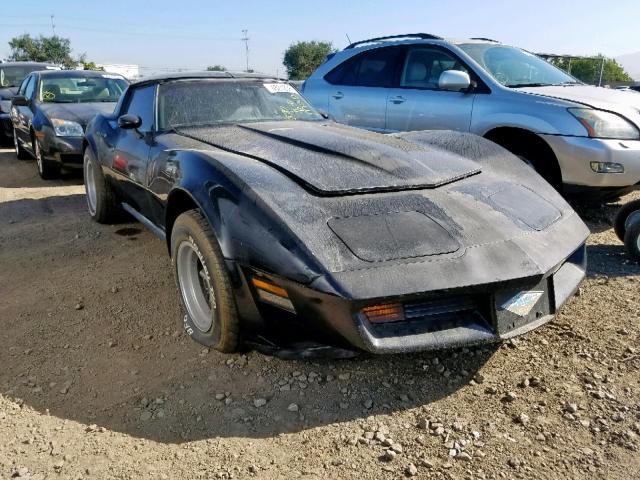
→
(362, 303, 405, 323)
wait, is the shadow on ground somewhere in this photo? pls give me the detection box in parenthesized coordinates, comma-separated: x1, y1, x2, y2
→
(0, 193, 498, 444)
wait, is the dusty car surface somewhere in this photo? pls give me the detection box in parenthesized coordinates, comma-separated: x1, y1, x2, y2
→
(302, 34, 640, 197)
(11, 69, 128, 179)
(83, 71, 589, 355)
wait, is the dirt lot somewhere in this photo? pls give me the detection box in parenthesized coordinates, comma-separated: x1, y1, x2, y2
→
(0, 147, 639, 480)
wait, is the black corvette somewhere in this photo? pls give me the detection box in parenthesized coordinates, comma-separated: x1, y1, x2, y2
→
(11, 69, 128, 179)
(83, 72, 589, 355)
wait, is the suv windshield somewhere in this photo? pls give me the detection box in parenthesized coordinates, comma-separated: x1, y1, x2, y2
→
(459, 44, 579, 88)
(0, 65, 49, 88)
(39, 75, 128, 103)
(158, 80, 322, 129)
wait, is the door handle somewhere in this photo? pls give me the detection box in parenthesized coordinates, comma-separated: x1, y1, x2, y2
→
(332, 91, 344, 100)
(389, 96, 406, 104)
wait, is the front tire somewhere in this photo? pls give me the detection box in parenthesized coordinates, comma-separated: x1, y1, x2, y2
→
(614, 199, 640, 242)
(84, 148, 122, 223)
(624, 218, 640, 261)
(34, 137, 60, 180)
(171, 210, 239, 353)
(13, 128, 30, 160)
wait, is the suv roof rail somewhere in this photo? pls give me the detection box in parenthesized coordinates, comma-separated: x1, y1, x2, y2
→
(344, 33, 443, 50)
(469, 37, 501, 43)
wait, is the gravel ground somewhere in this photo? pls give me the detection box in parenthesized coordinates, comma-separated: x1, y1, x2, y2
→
(0, 148, 639, 480)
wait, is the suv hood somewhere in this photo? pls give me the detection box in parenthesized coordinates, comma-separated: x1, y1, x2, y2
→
(519, 85, 640, 126)
(0, 87, 18, 100)
(179, 121, 481, 195)
(40, 102, 118, 128)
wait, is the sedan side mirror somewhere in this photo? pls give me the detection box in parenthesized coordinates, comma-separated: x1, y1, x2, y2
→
(117, 114, 142, 129)
(438, 70, 472, 92)
(11, 95, 29, 106)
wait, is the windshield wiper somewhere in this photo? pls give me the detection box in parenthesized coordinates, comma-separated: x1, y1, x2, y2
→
(507, 83, 554, 88)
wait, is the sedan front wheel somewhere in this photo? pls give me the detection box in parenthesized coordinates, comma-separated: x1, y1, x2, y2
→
(34, 137, 60, 180)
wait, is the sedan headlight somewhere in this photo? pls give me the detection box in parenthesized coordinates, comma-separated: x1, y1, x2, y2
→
(51, 118, 84, 137)
(569, 108, 640, 140)
(0, 99, 11, 113)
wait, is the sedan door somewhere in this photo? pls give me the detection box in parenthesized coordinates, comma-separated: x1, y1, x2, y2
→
(386, 46, 476, 132)
(12, 74, 37, 149)
(110, 84, 156, 215)
(326, 46, 404, 132)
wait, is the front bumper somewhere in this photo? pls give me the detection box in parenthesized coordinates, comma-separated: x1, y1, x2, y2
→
(541, 134, 640, 188)
(240, 242, 587, 355)
(41, 134, 83, 167)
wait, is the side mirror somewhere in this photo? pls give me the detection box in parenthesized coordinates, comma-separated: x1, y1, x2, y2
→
(11, 95, 29, 106)
(117, 114, 142, 129)
(438, 70, 472, 92)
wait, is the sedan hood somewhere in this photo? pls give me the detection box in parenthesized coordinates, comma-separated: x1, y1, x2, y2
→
(519, 85, 640, 126)
(180, 121, 481, 195)
(40, 102, 118, 127)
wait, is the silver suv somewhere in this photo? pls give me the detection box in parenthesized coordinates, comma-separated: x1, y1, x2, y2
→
(302, 34, 640, 196)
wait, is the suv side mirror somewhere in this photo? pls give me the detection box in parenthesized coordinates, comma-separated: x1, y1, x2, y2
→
(11, 95, 29, 106)
(438, 70, 472, 92)
(118, 114, 142, 129)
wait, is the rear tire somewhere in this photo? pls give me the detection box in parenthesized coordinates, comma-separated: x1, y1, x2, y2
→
(13, 128, 30, 160)
(171, 209, 239, 353)
(624, 218, 640, 261)
(84, 148, 122, 223)
(34, 137, 60, 180)
(614, 199, 640, 242)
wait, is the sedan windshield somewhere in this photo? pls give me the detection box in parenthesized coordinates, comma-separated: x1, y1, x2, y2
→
(39, 75, 128, 103)
(158, 80, 322, 129)
(0, 65, 49, 88)
(458, 44, 580, 88)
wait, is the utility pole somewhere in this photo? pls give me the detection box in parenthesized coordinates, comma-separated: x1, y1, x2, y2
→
(241, 29, 249, 72)
(598, 56, 605, 87)
(50, 14, 56, 36)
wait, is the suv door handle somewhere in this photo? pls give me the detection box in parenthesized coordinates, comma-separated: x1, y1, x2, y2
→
(389, 96, 406, 104)
(332, 91, 344, 100)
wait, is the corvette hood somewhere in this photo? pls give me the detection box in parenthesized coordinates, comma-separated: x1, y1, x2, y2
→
(179, 121, 481, 195)
(519, 85, 640, 126)
(40, 102, 117, 128)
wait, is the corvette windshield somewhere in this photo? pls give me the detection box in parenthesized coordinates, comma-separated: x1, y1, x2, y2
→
(39, 75, 128, 103)
(158, 80, 322, 129)
(459, 44, 580, 88)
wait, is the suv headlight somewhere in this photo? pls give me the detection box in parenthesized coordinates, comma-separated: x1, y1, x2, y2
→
(569, 108, 640, 140)
(0, 99, 11, 113)
(51, 118, 84, 137)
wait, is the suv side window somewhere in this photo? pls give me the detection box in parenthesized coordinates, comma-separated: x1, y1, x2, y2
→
(124, 85, 156, 132)
(400, 47, 469, 89)
(325, 47, 403, 88)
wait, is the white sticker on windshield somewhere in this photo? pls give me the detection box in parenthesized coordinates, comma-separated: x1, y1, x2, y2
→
(101, 74, 122, 79)
(263, 83, 296, 94)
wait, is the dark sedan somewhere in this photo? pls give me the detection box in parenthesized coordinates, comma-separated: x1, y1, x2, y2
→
(0, 62, 60, 145)
(11, 69, 128, 179)
(83, 72, 588, 355)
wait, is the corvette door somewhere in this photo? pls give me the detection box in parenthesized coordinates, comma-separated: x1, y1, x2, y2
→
(111, 84, 156, 215)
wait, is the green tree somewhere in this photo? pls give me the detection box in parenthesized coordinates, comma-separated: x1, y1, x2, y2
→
(283, 41, 336, 80)
(206, 65, 227, 71)
(82, 61, 104, 71)
(8, 34, 80, 68)
(548, 55, 632, 84)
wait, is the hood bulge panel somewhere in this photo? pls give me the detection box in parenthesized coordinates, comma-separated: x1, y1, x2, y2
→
(179, 121, 481, 194)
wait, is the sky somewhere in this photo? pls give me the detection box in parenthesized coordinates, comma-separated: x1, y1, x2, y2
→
(1, 0, 639, 77)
